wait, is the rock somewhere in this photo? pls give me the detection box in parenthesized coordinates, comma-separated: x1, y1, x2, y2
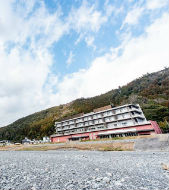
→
(92, 183, 100, 189)
(95, 177, 102, 182)
(114, 180, 122, 186)
(0, 151, 169, 190)
(106, 172, 112, 177)
(161, 163, 169, 170)
(103, 177, 110, 183)
(66, 184, 74, 189)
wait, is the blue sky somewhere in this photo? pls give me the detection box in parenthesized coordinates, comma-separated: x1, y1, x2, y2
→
(0, 0, 169, 126)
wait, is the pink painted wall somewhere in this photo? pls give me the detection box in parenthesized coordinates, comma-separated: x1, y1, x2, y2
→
(150, 120, 162, 134)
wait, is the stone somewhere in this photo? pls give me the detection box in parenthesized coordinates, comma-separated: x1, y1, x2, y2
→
(103, 177, 110, 183)
(106, 172, 112, 177)
(161, 163, 169, 170)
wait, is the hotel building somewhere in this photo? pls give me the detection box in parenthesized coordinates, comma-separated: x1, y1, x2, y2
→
(50, 104, 162, 142)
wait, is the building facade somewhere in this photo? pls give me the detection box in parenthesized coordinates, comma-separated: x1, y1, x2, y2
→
(50, 104, 162, 142)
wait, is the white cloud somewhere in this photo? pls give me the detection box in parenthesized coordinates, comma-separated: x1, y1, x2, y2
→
(0, 0, 66, 126)
(146, 0, 168, 10)
(0, 47, 53, 126)
(66, 51, 74, 66)
(0, 1, 68, 49)
(122, 0, 168, 28)
(0, 0, 113, 126)
(122, 6, 143, 27)
(68, 1, 108, 33)
(51, 13, 169, 102)
(85, 36, 96, 50)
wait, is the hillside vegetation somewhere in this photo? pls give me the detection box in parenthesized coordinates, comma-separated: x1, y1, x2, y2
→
(0, 68, 169, 142)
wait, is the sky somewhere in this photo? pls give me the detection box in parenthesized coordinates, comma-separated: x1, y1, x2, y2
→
(0, 0, 169, 127)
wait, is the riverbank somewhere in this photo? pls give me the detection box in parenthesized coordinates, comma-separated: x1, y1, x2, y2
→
(0, 151, 169, 190)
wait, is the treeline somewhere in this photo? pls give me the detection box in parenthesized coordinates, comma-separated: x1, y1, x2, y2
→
(0, 68, 169, 142)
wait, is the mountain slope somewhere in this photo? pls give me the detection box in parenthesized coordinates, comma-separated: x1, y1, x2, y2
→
(0, 68, 169, 142)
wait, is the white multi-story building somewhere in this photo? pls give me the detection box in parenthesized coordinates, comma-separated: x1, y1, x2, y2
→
(50, 104, 161, 142)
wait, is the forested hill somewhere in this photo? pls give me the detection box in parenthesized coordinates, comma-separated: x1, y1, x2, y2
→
(0, 68, 169, 142)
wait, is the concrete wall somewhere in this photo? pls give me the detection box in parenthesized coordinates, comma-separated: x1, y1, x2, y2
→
(134, 134, 169, 151)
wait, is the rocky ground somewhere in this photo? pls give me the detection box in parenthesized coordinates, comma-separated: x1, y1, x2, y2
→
(0, 151, 169, 190)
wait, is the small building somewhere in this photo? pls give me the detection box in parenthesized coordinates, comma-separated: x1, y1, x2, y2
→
(42, 136, 51, 143)
(0, 140, 12, 146)
(50, 104, 162, 143)
(0, 140, 6, 146)
(22, 137, 33, 144)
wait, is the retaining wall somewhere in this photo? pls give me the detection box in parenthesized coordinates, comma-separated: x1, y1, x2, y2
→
(134, 134, 169, 151)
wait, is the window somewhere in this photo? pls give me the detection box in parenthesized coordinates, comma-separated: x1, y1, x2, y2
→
(134, 118, 138, 123)
(97, 114, 102, 118)
(122, 122, 127, 126)
(98, 125, 104, 129)
(69, 120, 74, 124)
(89, 121, 93, 125)
(85, 122, 88, 126)
(110, 116, 114, 121)
(95, 120, 99, 124)
(103, 112, 107, 116)
(90, 127, 95, 130)
(93, 115, 97, 119)
(105, 117, 110, 122)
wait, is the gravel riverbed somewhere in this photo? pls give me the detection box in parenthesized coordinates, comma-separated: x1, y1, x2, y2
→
(0, 151, 169, 190)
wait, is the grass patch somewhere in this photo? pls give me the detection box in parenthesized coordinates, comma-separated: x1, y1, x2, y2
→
(18, 143, 134, 151)
(99, 147, 124, 151)
(1, 140, 134, 151)
(80, 135, 152, 142)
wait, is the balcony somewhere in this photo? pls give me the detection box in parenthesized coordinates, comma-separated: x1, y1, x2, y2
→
(98, 119, 103, 123)
(89, 121, 94, 125)
(132, 113, 144, 118)
(77, 123, 84, 128)
(129, 107, 141, 113)
(107, 111, 113, 116)
(70, 125, 75, 128)
(76, 119, 83, 123)
(97, 114, 102, 118)
(69, 120, 74, 124)
(84, 122, 88, 126)
(94, 120, 99, 124)
(93, 115, 97, 119)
